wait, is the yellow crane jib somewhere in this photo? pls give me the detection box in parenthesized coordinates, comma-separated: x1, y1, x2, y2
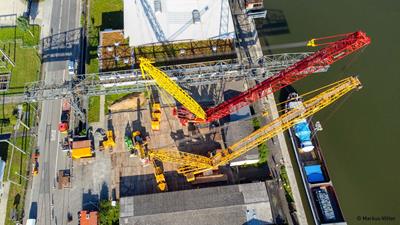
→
(209, 76, 362, 168)
(147, 76, 362, 182)
(139, 57, 207, 119)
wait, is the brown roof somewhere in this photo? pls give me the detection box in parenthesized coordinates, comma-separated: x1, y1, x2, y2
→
(72, 140, 91, 149)
(80, 211, 98, 225)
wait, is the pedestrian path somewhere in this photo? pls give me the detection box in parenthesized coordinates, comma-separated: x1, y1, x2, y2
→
(266, 92, 309, 225)
(0, 181, 11, 225)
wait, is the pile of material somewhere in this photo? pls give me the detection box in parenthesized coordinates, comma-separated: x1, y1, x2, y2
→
(108, 93, 146, 112)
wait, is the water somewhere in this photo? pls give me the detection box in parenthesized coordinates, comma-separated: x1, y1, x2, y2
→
(258, 0, 400, 224)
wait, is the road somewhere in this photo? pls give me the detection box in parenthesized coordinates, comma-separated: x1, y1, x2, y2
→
(25, 0, 81, 224)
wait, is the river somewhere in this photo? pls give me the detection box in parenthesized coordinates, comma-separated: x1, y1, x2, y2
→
(257, 0, 400, 224)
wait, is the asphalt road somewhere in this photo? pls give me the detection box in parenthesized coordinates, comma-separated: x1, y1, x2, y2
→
(26, 0, 81, 225)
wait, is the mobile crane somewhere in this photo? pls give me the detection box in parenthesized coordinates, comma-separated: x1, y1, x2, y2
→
(148, 76, 362, 181)
(176, 31, 370, 123)
(139, 57, 206, 119)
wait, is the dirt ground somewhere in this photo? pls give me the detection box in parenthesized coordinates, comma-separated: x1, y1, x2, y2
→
(107, 95, 225, 198)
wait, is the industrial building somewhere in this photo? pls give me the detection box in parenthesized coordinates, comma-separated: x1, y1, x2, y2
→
(123, 0, 235, 46)
(120, 182, 273, 225)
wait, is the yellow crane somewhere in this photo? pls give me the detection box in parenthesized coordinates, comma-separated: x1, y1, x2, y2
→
(148, 76, 362, 182)
(139, 58, 206, 119)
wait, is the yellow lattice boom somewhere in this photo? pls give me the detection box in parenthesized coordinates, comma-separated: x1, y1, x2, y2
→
(139, 58, 207, 119)
(149, 76, 362, 181)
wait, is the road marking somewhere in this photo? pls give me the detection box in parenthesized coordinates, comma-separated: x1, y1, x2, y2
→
(51, 129, 56, 141)
(58, 0, 64, 33)
(54, 102, 62, 189)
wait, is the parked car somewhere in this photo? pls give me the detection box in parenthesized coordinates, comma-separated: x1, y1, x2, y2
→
(67, 60, 75, 75)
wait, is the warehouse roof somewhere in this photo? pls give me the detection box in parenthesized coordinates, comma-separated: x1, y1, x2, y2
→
(120, 182, 273, 225)
(123, 0, 235, 46)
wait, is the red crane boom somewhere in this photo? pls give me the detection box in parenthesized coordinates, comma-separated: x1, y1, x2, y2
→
(202, 31, 370, 122)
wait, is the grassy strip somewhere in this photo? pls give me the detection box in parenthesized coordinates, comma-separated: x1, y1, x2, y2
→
(0, 25, 41, 47)
(3, 136, 32, 225)
(8, 45, 41, 93)
(1, 102, 36, 224)
(252, 118, 269, 165)
(280, 166, 294, 203)
(88, 0, 123, 73)
(0, 26, 41, 94)
(88, 96, 100, 123)
(104, 93, 130, 114)
(0, 103, 18, 134)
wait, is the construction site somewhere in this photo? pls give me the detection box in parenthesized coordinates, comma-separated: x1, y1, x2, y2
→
(19, 0, 371, 224)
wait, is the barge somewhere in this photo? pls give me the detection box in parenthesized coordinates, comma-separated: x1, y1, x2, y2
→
(286, 92, 347, 225)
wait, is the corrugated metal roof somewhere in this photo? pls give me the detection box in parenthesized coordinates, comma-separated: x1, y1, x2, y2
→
(120, 182, 273, 225)
(123, 0, 235, 46)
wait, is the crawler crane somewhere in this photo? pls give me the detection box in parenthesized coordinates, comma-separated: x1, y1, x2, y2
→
(138, 32, 369, 125)
(148, 76, 362, 182)
(177, 31, 370, 123)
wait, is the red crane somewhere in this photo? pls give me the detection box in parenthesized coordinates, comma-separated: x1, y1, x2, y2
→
(178, 31, 371, 123)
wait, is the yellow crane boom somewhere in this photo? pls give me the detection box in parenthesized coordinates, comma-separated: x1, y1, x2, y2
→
(139, 58, 207, 119)
(148, 76, 362, 181)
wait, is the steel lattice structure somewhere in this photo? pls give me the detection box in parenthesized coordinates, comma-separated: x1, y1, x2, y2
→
(149, 76, 362, 181)
(200, 31, 370, 122)
(139, 57, 207, 119)
(24, 52, 316, 102)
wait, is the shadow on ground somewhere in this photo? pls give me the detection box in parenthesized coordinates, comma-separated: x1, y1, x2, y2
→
(41, 28, 82, 63)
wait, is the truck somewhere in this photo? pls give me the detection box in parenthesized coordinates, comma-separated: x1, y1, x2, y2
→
(59, 100, 71, 133)
(31, 149, 40, 176)
(71, 140, 93, 159)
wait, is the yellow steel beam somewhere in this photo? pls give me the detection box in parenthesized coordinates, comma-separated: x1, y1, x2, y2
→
(148, 148, 212, 169)
(209, 76, 362, 169)
(148, 76, 362, 181)
(139, 57, 207, 119)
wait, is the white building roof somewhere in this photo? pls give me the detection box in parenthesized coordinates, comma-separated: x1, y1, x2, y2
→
(123, 0, 235, 46)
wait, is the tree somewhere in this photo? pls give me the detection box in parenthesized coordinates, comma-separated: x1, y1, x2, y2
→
(16, 16, 34, 37)
(99, 200, 119, 225)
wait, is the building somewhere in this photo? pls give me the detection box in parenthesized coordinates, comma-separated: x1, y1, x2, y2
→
(120, 182, 274, 225)
(123, 0, 235, 47)
(79, 210, 98, 225)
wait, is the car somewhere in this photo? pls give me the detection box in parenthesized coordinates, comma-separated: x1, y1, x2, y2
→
(67, 60, 75, 75)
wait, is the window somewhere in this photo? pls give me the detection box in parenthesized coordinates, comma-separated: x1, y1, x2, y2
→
(192, 10, 201, 24)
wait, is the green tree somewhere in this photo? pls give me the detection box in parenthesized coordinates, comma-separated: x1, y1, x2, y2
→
(99, 200, 119, 225)
(16, 16, 34, 37)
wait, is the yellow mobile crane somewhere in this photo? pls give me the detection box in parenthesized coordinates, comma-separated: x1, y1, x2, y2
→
(148, 76, 362, 182)
(139, 58, 206, 119)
